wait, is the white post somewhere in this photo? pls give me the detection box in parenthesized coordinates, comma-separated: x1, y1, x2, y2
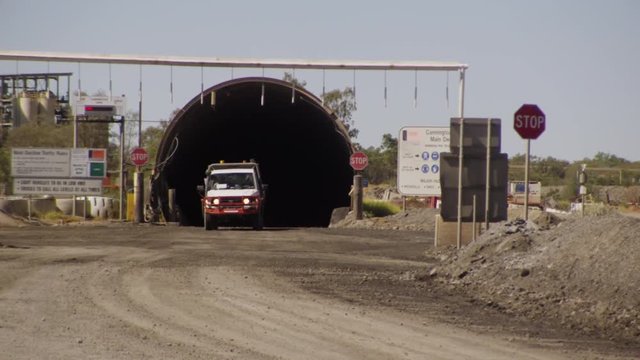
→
(524, 139, 530, 221)
(456, 69, 466, 249)
(472, 194, 477, 242)
(485, 118, 492, 230)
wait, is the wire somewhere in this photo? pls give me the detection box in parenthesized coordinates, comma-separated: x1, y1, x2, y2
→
(200, 66, 204, 105)
(154, 135, 179, 171)
(170, 65, 174, 104)
(291, 68, 296, 103)
(322, 69, 326, 105)
(384, 70, 388, 108)
(108, 63, 113, 101)
(414, 70, 418, 108)
(446, 71, 450, 109)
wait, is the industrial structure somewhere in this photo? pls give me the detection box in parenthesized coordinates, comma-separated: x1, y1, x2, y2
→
(0, 72, 72, 129)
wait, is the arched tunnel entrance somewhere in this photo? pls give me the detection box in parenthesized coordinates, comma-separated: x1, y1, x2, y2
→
(151, 77, 354, 227)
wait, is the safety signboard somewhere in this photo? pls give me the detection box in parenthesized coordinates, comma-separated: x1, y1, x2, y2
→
(397, 126, 450, 196)
(12, 148, 106, 179)
(13, 178, 103, 196)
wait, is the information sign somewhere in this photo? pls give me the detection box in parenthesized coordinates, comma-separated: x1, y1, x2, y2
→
(397, 126, 450, 196)
(13, 178, 103, 196)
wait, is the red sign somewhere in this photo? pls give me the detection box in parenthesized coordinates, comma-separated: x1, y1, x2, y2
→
(350, 152, 368, 171)
(130, 147, 149, 166)
(514, 104, 546, 139)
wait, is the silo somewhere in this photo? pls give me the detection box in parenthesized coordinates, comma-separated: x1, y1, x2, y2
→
(37, 91, 56, 124)
(16, 92, 37, 127)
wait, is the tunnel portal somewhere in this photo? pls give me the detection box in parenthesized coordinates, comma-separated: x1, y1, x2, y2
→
(153, 77, 354, 227)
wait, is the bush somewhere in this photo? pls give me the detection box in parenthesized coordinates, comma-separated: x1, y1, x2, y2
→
(363, 199, 400, 217)
(39, 211, 83, 223)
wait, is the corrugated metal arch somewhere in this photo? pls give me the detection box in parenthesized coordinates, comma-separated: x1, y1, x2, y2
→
(152, 77, 353, 227)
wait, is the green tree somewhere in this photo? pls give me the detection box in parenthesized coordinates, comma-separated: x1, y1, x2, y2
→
(322, 87, 358, 139)
(363, 133, 397, 185)
(4, 122, 73, 148)
(141, 121, 169, 166)
(282, 72, 307, 88)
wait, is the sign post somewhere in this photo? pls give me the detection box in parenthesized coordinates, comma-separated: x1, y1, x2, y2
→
(350, 152, 368, 220)
(514, 104, 546, 220)
(130, 147, 149, 224)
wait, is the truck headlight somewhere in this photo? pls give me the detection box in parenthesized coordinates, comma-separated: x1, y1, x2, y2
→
(213, 198, 220, 205)
(243, 198, 250, 205)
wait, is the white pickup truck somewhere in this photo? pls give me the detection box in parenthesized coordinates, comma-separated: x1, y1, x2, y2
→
(197, 162, 267, 230)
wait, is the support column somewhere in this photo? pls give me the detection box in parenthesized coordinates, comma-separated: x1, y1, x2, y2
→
(134, 170, 144, 223)
(353, 174, 363, 220)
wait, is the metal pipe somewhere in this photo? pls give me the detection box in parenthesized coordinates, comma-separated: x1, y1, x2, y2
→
(0, 50, 468, 72)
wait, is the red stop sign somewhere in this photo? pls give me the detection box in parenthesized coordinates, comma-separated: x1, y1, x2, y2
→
(514, 104, 546, 139)
(350, 151, 368, 171)
(130, 147, 149, 166)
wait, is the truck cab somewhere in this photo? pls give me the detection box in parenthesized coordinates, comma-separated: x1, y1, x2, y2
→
(197, 162, 266, 230)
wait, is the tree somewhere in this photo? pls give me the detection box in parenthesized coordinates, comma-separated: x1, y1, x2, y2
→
(4, 122, 73, 148)
(282, 72, 307, 88)
(362, 133, 397, 185)
(322, 87, 358, 139)
(141, 121, 169, 166)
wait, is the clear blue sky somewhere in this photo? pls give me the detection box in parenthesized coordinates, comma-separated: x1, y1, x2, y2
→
(1, 0, 638, 161)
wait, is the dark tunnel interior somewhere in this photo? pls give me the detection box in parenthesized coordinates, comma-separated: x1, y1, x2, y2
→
(153, 77, 354, 227)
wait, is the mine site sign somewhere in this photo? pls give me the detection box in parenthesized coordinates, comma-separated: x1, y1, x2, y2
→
(11, 147, 106, 196)
(397, 126, 450, 196)
(514, 104, 546, 139)
(350, 152, 368, 171)
(11, 148, 107, 178)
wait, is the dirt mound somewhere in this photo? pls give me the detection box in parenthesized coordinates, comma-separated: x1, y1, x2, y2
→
(438, 212, 640, 343)
(0, 210, 26, 227)
(332, 208, 439, 231)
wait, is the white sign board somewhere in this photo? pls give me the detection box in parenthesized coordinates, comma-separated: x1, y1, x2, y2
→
(74, 95, 127, 116)
(11, 148, 71, 178)
(12, 148, 107, 179)
(13, 178, 103, 196)
(397, 126, 450, 196)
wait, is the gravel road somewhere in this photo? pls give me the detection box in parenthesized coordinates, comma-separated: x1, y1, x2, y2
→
(0, 224, 634, 359)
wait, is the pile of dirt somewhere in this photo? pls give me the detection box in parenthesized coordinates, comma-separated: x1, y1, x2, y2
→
(0, 210, 26, 227)
(331, 208, 439, 231)
(435, 212, 640, 343)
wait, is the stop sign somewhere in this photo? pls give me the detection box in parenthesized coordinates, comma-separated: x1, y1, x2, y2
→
(350, 152, 368, 171)
(514, 104, 546, 139)
(130, 147, 149, 166)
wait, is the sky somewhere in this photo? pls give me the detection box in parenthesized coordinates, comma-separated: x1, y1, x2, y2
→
(1, 0, 639, 161)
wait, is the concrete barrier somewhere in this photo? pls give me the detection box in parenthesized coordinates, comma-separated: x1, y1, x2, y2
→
(0, 197, 59, 218)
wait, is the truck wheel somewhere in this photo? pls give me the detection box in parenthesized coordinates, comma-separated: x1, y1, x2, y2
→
(204, 214, 217, 230)
(252, 213, 264, 230)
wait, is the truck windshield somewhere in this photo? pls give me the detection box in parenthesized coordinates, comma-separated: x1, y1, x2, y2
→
(208, 173, 255, 190)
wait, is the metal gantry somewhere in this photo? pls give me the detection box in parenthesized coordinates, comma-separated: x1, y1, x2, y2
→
(0, 50, 469, 236)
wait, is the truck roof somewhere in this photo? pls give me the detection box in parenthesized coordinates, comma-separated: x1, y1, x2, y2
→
(210, 168, 254, 175)
(205, 162, 259, 175)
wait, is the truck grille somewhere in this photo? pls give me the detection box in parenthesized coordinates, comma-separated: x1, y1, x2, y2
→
(221, 197, 242, 204)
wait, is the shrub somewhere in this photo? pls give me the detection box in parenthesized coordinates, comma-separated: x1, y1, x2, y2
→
(363, 199, 400, 217)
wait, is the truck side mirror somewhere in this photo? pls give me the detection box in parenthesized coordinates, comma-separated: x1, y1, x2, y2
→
(196, 185, 205, 196)
(262, 184, 269, 192)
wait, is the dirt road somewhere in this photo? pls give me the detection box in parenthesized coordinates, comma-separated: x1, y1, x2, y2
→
(0, 224, 634, 359)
